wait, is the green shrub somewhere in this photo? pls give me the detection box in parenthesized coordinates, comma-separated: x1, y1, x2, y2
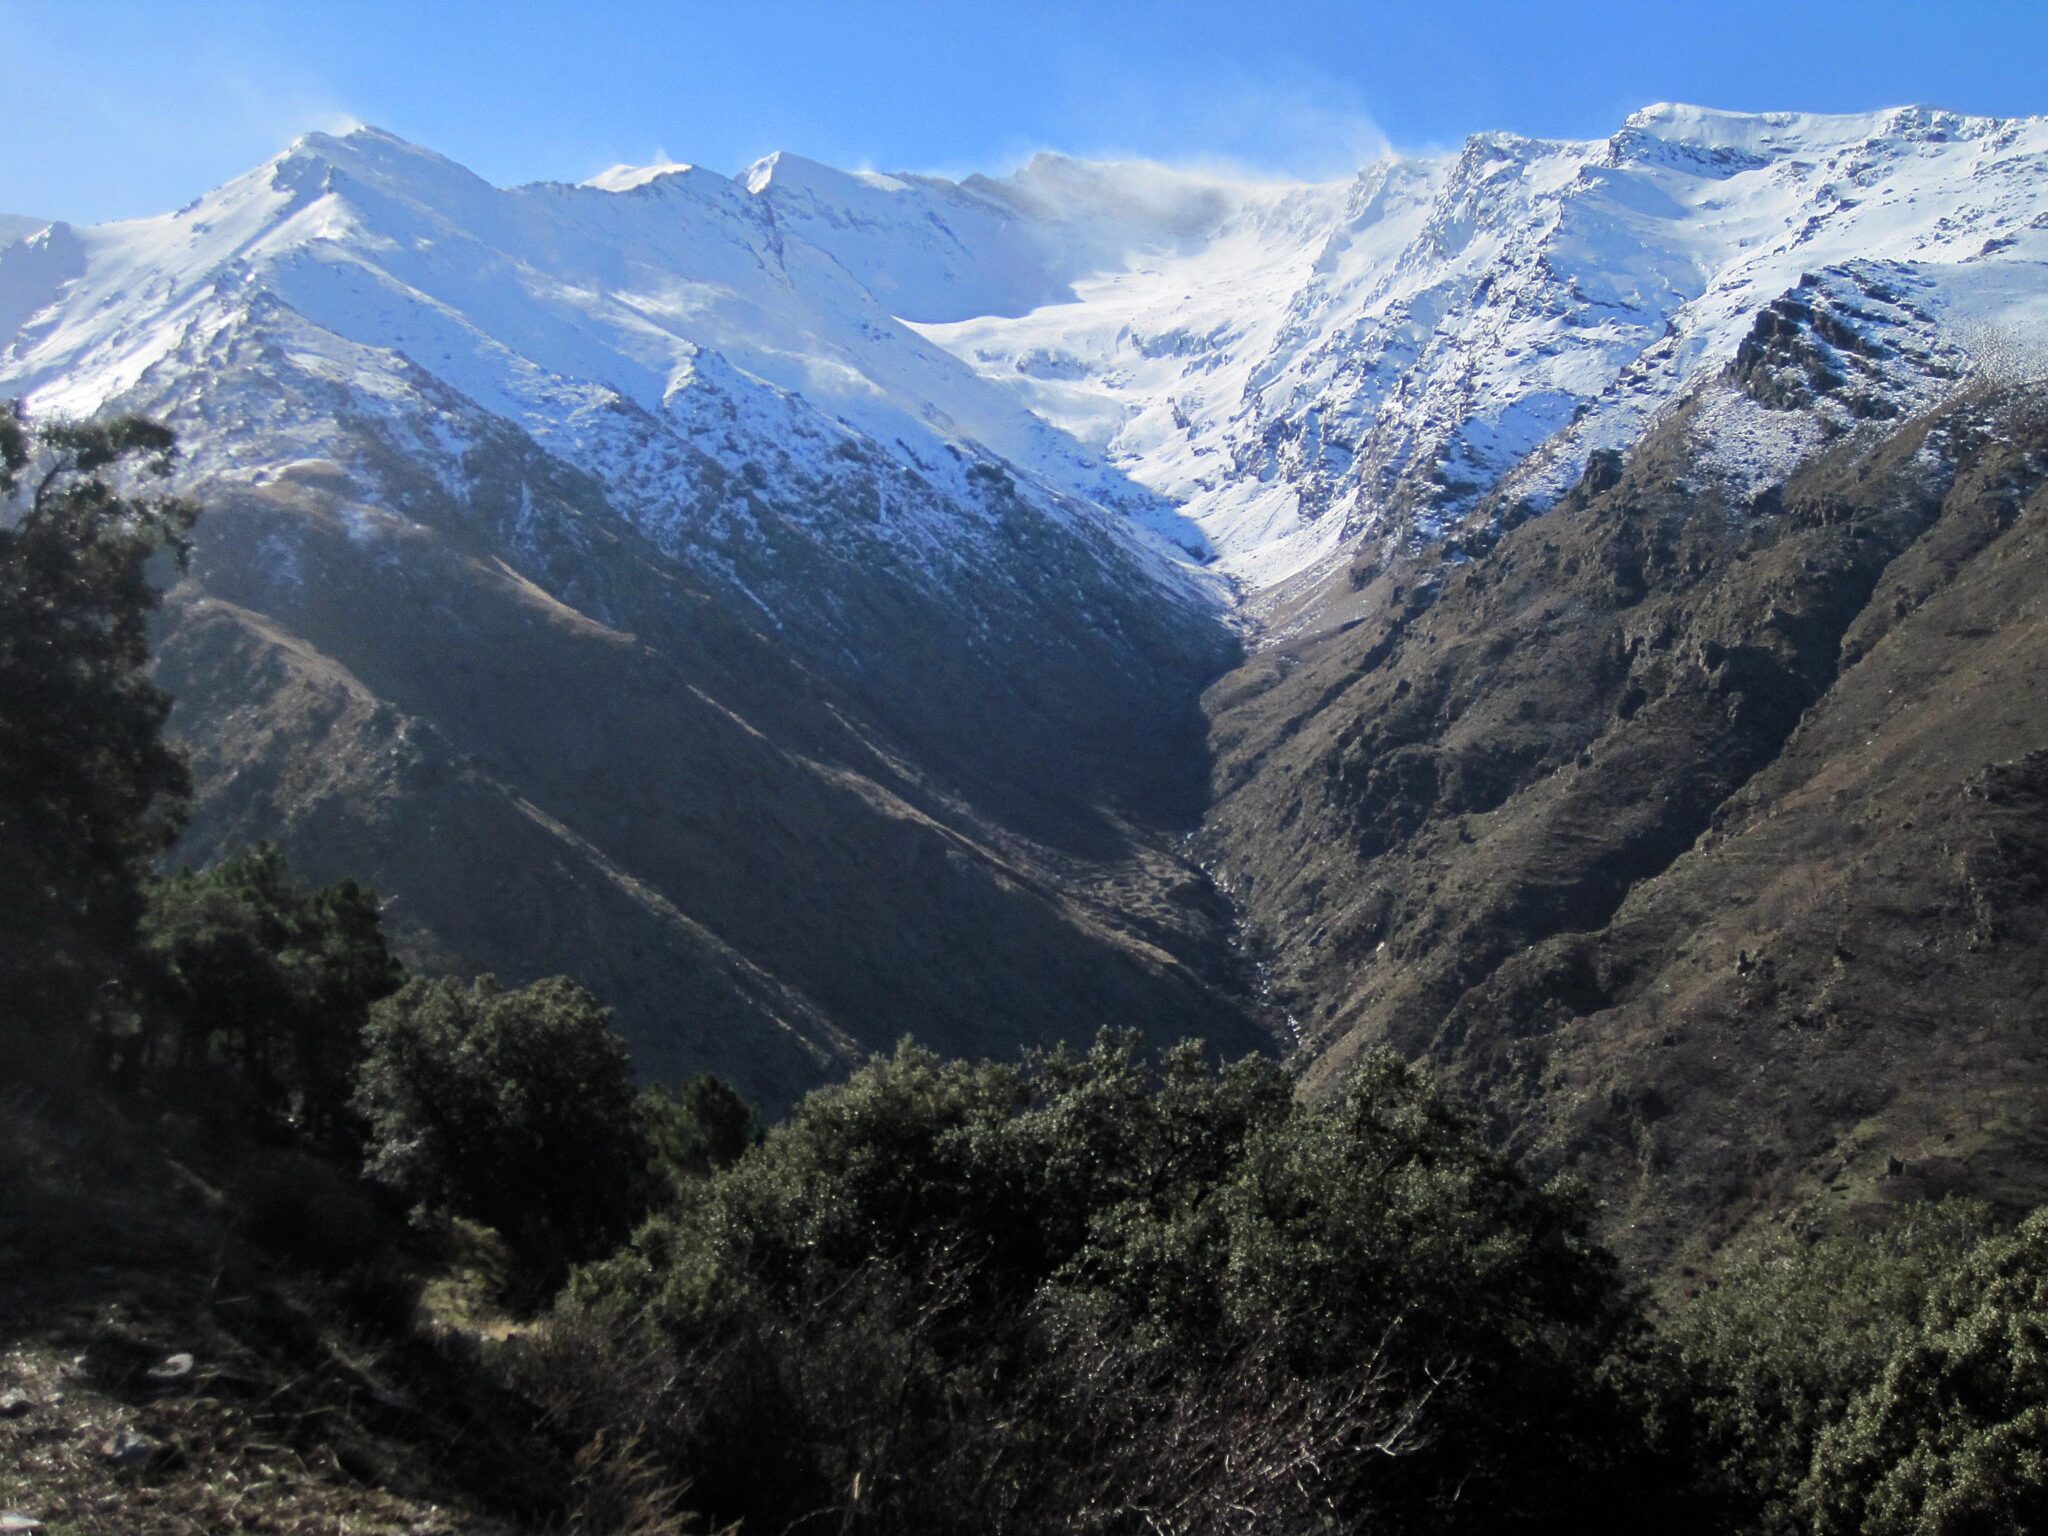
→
(1663, 1200, 2002, 1533)
(565, 1034, 1654, 1534)
(1803, 1208, 2048, 1534)
(353, 975, 654, 1277)
(638, 1073, 760, 1190)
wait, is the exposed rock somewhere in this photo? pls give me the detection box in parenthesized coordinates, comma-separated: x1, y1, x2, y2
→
(145, 1353, 195, 1383)
(1201, 380, 2048, 1272)
(100, 1429, 156, 1468)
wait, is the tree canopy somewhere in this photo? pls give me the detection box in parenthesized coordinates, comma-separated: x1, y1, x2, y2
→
(354, 974, 657, 1273)
(566, 1033, 1655, 1534)
(0, 407, 197, 1069)
(146, 844, 405, 1139)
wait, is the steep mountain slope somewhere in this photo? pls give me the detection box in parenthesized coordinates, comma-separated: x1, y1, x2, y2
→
(0, 214, 47, 246)
(147, 454, 1262, 1112)
(0, 131, 1265, 1108)
(1201, 352, 2048, 1269)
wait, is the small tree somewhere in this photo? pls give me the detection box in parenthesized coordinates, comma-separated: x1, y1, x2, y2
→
(353, 974, 653, 1273)
(0, 407, 196, 1073)
(145, 844, 404, 1139)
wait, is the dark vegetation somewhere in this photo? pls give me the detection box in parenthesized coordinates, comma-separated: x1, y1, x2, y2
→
(553, 1037, 1654, 1533)
(354, 974, 664, 1286)
(7, 404, 2048, 1532)
(146, 844, 402, 1141)
(0, 412, 193, 1081)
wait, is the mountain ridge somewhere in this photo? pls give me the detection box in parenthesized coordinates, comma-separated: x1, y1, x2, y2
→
(12, 104, 2046, 599)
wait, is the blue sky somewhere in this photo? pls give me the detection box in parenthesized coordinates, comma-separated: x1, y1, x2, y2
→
(6, 0, 2047, 223)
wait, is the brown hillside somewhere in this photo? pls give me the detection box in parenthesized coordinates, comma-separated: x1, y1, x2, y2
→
(1202, 382, 2048, 1272)
(147, 362, 1269, 1113)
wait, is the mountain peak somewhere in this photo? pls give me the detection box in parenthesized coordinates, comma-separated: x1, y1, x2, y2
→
(269, 123, 489, 196)
(252, 123, 500, 231)
(0, 213, 51, 247)
(283, 122, 438, 164)
(740, 149, 881, 198)
(583, 160, 696, 193)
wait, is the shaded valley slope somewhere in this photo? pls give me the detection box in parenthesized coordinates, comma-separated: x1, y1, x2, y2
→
(146, 389, 1265, 1115)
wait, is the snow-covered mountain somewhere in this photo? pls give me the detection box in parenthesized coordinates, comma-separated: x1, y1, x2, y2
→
(804, 104, 2048, 588)
(8, 104, 2045, 605)
(3, 104, 2045, 1111)
(0, 126, 1273, 1105)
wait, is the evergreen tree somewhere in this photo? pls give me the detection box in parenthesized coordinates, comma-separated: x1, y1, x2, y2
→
(354, 974, 655, 1274)
(0, 406, 196, 1072)
(145, 844, 405, 1139)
